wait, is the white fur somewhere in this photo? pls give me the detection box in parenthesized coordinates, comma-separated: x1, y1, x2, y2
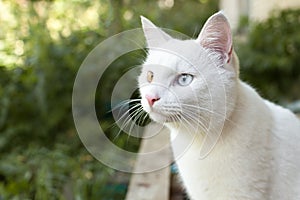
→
(139, 12, 300, 200)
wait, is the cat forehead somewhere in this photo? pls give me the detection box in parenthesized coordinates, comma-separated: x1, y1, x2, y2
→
(143, 39, 207, 72)
(145, 39, 205, 65)
(142, 60, 199, 78)
(149, 39, 202, 55)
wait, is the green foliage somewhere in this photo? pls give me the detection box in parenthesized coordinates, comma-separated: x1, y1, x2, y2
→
(0, 145, 123, 200)
(237, 9, 300, 102)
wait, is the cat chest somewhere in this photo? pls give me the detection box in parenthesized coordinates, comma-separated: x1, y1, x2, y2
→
(172, 136, 271, 199)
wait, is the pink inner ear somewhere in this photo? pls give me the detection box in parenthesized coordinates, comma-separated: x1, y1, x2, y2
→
(197, 13, 233, 63)
(227, 45, 233, 63)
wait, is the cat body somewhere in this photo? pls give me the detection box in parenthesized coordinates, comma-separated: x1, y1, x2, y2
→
(170, 81, 300, 199)
(138, 12, 300, 200)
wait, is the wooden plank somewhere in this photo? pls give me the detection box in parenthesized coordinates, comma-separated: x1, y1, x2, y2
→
(125, 123, 172, 200)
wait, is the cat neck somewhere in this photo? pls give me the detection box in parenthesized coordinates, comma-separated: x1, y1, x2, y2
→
(166, 80, 272, 156)
(221, 80, 272, 140)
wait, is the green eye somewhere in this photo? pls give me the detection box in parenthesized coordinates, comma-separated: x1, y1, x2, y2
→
(177, 74, 194, 86)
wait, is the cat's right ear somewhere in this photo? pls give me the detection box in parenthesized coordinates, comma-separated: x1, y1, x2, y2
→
(141, 16, 172, 48)
(196, 12, 233, 64)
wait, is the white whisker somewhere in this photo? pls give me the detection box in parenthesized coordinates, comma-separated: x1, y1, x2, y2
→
(110, 98, 149, 142)
(181, 103, 240, 128)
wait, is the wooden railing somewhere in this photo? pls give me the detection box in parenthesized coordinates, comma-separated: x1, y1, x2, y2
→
(125, 123, 172, 200)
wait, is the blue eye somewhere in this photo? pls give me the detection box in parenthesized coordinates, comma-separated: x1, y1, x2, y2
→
(177, 74, 194, 86)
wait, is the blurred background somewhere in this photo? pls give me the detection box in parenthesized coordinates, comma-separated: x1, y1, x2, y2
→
(0, 0, 299, 199)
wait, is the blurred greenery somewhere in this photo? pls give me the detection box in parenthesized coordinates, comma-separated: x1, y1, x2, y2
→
(237, 9, 300, 103)
(0, 0, 299, 199)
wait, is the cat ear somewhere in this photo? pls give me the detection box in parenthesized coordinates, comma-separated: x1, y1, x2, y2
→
(141, 16, 172, 48)
(197, 11, 233, 64)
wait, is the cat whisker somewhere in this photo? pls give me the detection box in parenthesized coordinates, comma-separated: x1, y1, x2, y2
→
(177, 104, 226, 141)
(182, 111, 209, 133)
(181, 103, 240, 128)
(159, 105, 209, 135)
(182, 112, 222, 146)
(181, 105, 236, 145)
(130, 107, 146, 131)
(111, 99, 141, 111)
(179, 114, 201, 136)
(126, 107, 145, 143)
(141, 111, 149, 125)
(114, 103, 142, 125)
(111, 100, 144, 140)
(158, 105, 210, 131)
(113, 106, 144, 141)
(111, 99, 141, 121)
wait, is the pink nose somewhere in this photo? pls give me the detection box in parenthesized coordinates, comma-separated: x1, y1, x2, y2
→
(145, 95, 160, 106)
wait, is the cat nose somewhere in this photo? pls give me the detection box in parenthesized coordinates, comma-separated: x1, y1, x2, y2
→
(145, 94, 160, 106)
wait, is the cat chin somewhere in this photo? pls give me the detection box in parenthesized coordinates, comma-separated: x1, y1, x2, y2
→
(149, 112, 180, 123)
(148, 112, 166, 123)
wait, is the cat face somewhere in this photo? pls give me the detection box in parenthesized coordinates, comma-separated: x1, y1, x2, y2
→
(138, 12, 239, 129)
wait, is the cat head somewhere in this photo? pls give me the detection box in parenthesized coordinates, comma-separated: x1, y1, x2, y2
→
(138, 12, 239, 130)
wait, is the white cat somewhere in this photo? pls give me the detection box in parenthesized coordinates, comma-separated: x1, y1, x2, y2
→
(138, 12, 300, 200)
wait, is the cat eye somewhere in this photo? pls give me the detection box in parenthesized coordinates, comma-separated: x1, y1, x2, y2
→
(177, 74, 194, 86)
(147, 71, 154, 83)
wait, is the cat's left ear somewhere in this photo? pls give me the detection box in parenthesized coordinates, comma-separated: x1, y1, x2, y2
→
(141, 16, 172, 48)
(197, 11, 233, 64)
